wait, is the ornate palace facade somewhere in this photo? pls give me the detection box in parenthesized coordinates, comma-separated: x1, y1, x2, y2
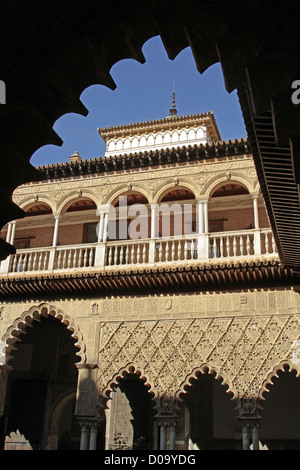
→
(0, 107, 299, 451)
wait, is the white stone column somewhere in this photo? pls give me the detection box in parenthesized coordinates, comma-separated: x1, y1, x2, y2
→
(52, 214, 60, 247)
(196, 199, 209, 260)
(252, 194, 260, 229)
(252, 194, 261, 255)
(5, 222, 12, 243)
(204, 200, 209, 233)
(94, 206, 110, 268)
(97, 213, 104, 242)
(103, 213, 109, 242)
(9, 221, 16, 245)
(150, 203, 157, 239)
(197, 201, 204, 234)
(149, 203, 157, 264)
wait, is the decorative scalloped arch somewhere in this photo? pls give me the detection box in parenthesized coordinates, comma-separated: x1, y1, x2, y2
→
(19, 195, 56, 214)
(258, 360, 300, 407)
(175, 363, 238, 404)
(0, 303, 86, 365)
(56, 190, 100, 215)
(202, 173, 254, 199)
(103, 184, 152, 206)
(101, 362, 158, 408)
(153, 179, 199, 203)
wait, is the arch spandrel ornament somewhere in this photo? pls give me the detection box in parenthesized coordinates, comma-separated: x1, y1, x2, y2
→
(0, 303, 86, 366)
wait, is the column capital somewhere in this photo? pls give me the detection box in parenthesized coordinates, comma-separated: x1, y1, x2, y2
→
(196, 197, 209, 204)
(250, 192, 259, 200)
(96, 204, 111, 216)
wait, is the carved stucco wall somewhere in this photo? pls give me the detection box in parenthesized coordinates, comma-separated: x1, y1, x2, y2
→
(0, 287, 300, 416)
(11, 155, 257, 212)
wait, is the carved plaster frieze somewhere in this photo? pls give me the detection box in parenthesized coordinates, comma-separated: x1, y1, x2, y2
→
(97, 313, 300, 408)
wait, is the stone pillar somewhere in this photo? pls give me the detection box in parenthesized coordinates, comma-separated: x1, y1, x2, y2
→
(241, 423, 251, 450)
(197, 200, 204, 234)
(79, 422, 89, 450)
(89, 421, 98, 450)
(157, 419, 177, 450)
(149, 203, 157, 264)
(157, 395, 178, 451)
(252, 194, 261, 255)
(251, 422, 260, 450)
(252, 194, 260, 229)
(169, 424, 176, 450)
(97, 213, 104, 242)
(103, 213, 109, 242)
(238, 398, 261, 450)
(196, 199, 209, 260)
(75, 363, 99, 450)
(203, 200, 209, 233)
(9, 221, 16, 245)
(52, 214, 60, 247)
(150, 203, 157, 239)
(159, 423, 166, 450)
(95, 205, 110, 267)
(5, 222, 12, 243)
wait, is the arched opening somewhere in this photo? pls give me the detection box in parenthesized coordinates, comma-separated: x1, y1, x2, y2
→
(0, 202, 54, 250)
(259, 367, 300, 450)
(179, 372, 239, 450)
(59, 197, 98, 245)
(105, 372, 155, 450)
(158, 187, 197, 238)
(209, 182, 254, 233)
(108, 191, 150, 241)
(2, 315, 81, 450)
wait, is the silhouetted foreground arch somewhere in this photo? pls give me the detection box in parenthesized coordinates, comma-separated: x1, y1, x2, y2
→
(1, 1, 300, 269)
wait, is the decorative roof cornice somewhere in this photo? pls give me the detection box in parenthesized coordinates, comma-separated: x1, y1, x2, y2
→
(0, 259, 297, 299)
(35, 138, 250, 181)
(98, 112, 220, 138)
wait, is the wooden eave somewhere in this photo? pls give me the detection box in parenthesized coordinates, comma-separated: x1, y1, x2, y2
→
(0, 259, 298, 299)
(35, 138, 249, 181)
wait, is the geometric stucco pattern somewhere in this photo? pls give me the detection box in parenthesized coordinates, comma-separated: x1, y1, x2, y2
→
(97, 315, 300, 407)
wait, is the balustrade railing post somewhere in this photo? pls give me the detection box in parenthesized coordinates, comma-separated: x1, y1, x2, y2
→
(253, 230, 261, 256)
(197, 233, 209, 260)
(149, 239, 156, 264)
(48, 247, 56, 271)
(94, 242, 106, 268)
(0, 256, 11, 274)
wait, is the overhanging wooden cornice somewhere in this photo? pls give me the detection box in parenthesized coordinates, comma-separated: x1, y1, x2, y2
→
(35, 138, 250, 181)
(0, 260, 298, 299)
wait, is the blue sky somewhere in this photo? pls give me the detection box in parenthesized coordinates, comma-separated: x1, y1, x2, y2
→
(30, 36, 247, 167)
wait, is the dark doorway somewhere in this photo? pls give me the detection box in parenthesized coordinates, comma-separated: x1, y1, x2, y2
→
(3, 315, 80, 450)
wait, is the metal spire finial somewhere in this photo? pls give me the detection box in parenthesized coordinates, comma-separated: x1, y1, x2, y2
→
(169, 81, 177, 116)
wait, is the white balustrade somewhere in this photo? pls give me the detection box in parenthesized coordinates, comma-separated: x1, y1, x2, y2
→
(9, 248, 51, 273)
(105, 240, 149, 266)
(3, 228, 278, 275)
(154, 236, 198, 263)
(208, 229, 277, 259)
(54, 244, 96, 270)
